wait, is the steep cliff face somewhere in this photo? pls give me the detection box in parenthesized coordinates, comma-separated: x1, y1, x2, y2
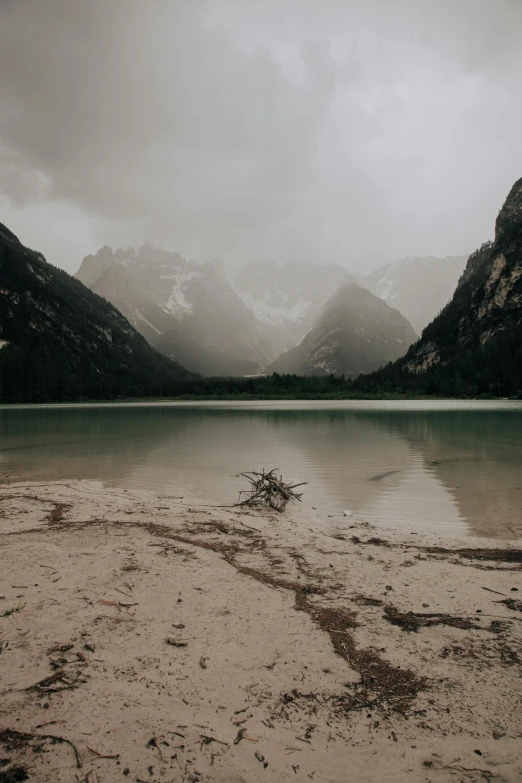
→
(77, 243, 209, 327)
(266, 283, 417, 377)
(476, 178, 522, 335)
(404, 177, 522, 374)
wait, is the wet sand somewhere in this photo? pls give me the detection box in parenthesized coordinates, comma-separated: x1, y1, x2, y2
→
(1, 480, 521, 782)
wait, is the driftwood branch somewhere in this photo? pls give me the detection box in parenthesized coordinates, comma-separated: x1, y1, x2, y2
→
(235, 469, 306, 512)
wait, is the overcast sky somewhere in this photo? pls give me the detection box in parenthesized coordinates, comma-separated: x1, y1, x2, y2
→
(1, 0, 521, 275)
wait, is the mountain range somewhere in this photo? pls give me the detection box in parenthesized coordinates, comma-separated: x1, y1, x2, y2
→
(77, 245, 275, 375)
(233, 261, 352, 353)
(5, 172, 519, 402)
(77, 245, 467, 376)
(0, 224, 190, 403)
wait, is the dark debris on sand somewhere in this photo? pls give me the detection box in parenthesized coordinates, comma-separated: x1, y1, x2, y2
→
(384, 606, 481, 633)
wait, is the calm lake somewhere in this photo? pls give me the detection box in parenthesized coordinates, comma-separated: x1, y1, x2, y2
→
(1, 400, 522, 539)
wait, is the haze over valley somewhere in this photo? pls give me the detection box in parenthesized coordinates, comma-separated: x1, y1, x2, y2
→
(74, 243, 467, 376)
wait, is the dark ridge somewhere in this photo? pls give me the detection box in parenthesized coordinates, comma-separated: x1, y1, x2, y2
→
(0, 222, 193, 402)
(0, 223, 20, 244)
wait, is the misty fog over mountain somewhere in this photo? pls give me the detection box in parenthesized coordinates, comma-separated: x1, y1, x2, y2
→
(1, 0, 522, 277)
(75, 244, 466, 376)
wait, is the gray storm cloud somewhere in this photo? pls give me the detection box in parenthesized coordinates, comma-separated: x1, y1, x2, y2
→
(1, 0, 522, 272)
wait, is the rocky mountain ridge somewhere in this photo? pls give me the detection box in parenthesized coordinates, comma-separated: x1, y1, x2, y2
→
(77, 244, 224, 336)
(404, 177, 522, 375)
(76, 244, 276, 375)
(266, 282, 417, 377)
(351, 176, 522, 397)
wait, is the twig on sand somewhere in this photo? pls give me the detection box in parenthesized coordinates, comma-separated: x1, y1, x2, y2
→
(233, 728, 258, 744)
(166, 636, 188, 647)
(1, 603, 25, 619)
(443, 762, 492, 774)
(200, 734, 229, 749)
(27, 669, 85, 693)
(238, 520, 262, 532)
(235, 469, 307, 512)
(41, 732, 83, 767)
(147, 736, 166, 762)
(114, 587, 133, 598)
(255, 751, 269, 768)
(46, 643, 74, 654)
(0, 728, 82, 769)
(87, 745, 120, 759)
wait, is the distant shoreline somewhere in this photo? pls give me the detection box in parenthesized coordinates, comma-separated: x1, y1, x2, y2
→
(1, 392, 517, 406)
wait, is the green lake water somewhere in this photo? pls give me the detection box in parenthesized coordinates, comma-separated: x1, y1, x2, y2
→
(1, 400, 522, 539)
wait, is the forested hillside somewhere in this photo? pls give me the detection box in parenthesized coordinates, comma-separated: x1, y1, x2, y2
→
(0, 224, 191, 403)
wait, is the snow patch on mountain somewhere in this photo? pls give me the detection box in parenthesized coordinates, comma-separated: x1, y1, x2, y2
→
(239, 290, 312, 326)
(77, 243, 206, 321)
(234, 262, 352, 344)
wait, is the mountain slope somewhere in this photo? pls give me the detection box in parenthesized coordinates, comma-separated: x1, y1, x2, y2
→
(0, 224, 191, 403)
(90, 264, 176, 341)
(359, 255, 468, 334)
(77, 245, 276, 374)
(234, 261, 352, 353)
(356, 176, 522, 396)
(77, 243, 203, 335)
(266, 283, 417, 377)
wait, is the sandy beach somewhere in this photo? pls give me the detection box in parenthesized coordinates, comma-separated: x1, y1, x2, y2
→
(1, 480, 521, 783)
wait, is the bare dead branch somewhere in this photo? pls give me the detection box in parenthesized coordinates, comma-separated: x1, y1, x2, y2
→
(235, 470, 307, 512)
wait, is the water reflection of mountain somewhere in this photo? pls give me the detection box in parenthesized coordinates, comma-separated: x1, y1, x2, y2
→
(122, 409, 467, 536)
(106, 409, 418, 510)
(222, 409, 522, 539)
(0, 406, 185, 486)
(374, 411, 522, 539)
(2, 405, 521, 540)
(250, 410, 465, 535)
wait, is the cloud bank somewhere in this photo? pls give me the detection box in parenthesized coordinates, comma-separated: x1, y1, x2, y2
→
(1, 0, 521, 272)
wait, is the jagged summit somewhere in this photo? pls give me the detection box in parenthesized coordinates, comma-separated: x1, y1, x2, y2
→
(234, 260, 351, 330)
(495, 176, 522, 246)
(76, 244, 276, 375)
